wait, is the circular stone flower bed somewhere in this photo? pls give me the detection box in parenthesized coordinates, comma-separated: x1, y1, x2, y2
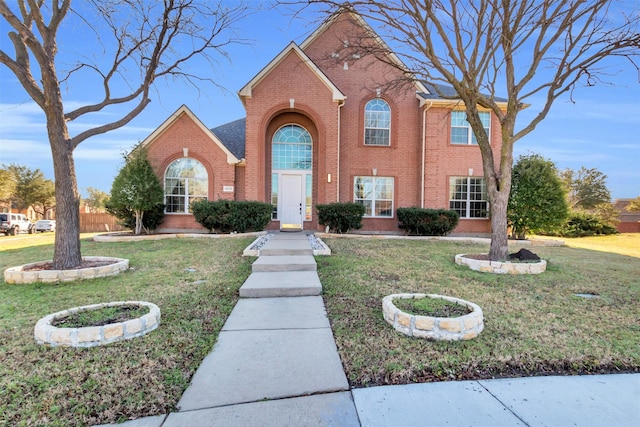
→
(455, 253, 547, 274)
(34, 301, 160, 347)
(3, 256, 129, 284)
(382, 293, 484, 341)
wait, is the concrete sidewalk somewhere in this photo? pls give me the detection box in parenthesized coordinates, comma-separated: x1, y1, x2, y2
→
(98, 232, 640, 427)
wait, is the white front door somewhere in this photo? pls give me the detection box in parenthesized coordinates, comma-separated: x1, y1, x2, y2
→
(280, 174, 304, 230)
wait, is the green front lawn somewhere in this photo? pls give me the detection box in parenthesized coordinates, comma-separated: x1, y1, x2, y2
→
(1, 233, 638, 425)
(318, 237, 640, 387)
(0, 235, 254, 426)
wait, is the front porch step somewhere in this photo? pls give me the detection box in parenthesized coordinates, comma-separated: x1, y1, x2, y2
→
(252, 255, 317, 273)
(239, 272, 322, 297)
(259, 238, 313, 256)
(260, 248, 313, 256)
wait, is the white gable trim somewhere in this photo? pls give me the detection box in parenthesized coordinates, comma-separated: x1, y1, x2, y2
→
(300, 8, 429, 96)
(137, 105, 240, 165)
(238, 42, 345, 103)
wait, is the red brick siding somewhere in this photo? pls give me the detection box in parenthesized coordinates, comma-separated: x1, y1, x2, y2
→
(145, 13, 503, 236)
(302, 13, 424, 232)
(145, 112, 236, 232)
(423, 107, 502, 234)
(243, 47, 340, 230)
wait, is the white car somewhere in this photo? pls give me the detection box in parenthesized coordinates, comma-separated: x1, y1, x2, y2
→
(1, 213, 34, 235)
(35, 220, 56, 232)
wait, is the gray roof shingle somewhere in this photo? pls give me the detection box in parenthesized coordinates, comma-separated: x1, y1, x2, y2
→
(211, 118, 246, 159)
(419, 82, 508, 103)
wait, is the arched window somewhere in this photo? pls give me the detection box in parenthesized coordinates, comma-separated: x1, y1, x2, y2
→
(272, 124, 312, 170)
(364, 99, 391, 146)
(164, 158, 208, 213)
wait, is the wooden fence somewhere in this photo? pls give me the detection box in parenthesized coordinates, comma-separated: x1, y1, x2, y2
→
(79, 213, 128, 233)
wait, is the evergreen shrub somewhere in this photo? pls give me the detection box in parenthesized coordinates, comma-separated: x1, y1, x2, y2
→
(191, 199, 271, 233)
(317, 202, 365, 233)
(554, 211, 618, 237)
(397, 207, 459, 236)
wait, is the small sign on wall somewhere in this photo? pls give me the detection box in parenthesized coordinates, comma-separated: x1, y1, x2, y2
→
(223, 185, 234, 193)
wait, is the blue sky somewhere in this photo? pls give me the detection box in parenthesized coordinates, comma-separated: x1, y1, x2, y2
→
(1, 3, 638, 199)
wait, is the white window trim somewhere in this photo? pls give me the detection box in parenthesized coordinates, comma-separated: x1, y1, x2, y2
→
(364, 99, 391, 147)
(449, 176, 489, 219)
(164, 158, 208, 214)
(451, 111, 491, 145)
(354, 176, 395, 218)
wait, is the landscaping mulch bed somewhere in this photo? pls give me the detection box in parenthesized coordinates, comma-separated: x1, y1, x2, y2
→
(52, 305, 150, 328)
(22, 260, 118, 271)
(393, 297, 471, 317)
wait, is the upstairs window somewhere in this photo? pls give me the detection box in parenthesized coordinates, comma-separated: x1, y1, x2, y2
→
(164, 158, 208, 213)
(451, 111, 490, 145)
(449, 177, 488, 218)
(364, 99, 391, 146)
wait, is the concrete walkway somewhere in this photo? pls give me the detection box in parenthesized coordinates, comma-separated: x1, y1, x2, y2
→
(99, 232, 640, 427)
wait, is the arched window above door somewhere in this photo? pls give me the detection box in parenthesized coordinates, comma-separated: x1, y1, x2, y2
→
(272, 124, 312, 170)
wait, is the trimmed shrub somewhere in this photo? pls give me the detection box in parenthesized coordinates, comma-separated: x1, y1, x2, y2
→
(397, 207, 459, 236)
(230, 201, 272, 233)
(191, 199, 233, 233)
(317, 202, 365, 233)
(543, 210, 618, 237)
(508, 153, 568, 239)
(191, 199, 271, 233)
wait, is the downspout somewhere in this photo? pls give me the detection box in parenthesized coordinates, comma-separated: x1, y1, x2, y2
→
(421, 101, 433, 208)
(337, 100, 345, 202)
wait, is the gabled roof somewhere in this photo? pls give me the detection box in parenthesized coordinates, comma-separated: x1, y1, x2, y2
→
(211, 118, 246, 159)
(299, 6, 429, 96)
(299, 6, 510, 109)
(238, 42, 345, 104)
(136, 105, 240, 164)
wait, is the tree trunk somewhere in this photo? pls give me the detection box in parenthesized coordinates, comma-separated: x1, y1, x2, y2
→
(483, 131, 515, 262)
(48, 112, 82, 269)
(135, 210, 143, 235)
(488, 188, 509, 260)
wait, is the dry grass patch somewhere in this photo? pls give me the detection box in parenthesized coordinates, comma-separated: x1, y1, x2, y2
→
(0, 235, 254, 426)
(317, 238, 640, 387)
(558, 233, 640, 258)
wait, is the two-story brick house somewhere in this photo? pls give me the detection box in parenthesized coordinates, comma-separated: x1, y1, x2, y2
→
(139, 8, 504, 235)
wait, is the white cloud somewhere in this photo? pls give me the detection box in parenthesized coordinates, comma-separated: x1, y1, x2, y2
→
(73, 147, 124, 161)
(0, 138, 51, 161)
(609, 143, 640, 150)
(514, 143, 610, 163)
(518, 95, 640, 126)
(66, 120, 155, 135)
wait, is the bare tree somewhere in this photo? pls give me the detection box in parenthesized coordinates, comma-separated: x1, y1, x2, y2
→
(0, 0, 249, 268)
(305, 0, 639, 260)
